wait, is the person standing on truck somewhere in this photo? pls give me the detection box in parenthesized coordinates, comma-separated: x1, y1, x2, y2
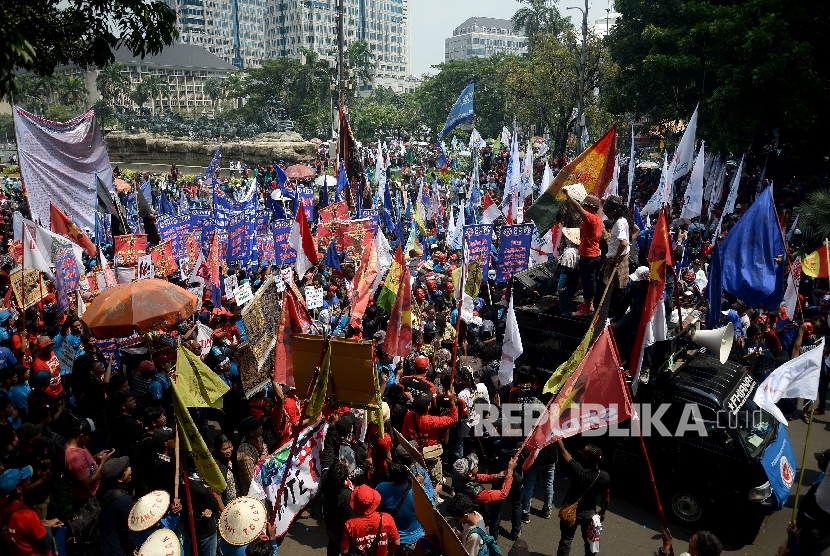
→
(563, 189, 604, 317)
(597, 195, 631, 318)
(555, 440, 610, 556)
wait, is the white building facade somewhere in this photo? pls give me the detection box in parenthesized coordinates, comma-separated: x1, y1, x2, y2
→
(445, 17, 528, 63)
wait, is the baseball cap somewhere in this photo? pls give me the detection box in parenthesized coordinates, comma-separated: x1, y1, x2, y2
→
(629, 266, 650, 282)
(100, 456, 130, 481)
(0, 466, 33, 495)
(17, 423, 43, 443)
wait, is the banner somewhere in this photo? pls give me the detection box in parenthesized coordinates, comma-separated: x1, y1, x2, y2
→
(189, 209, 212, 249)
(228, 213, 255, 266)
(299, 187, 315, 222)
(273, 219, 297, 266)
(463, 224, 493, 280)
(10, 268, 48, 309)
(113, 234, 147, 267)
(240, 275, 282, 395)
(13, 107, 113, 231)
(496, 224, 533, 282)
(54, 245, 80, 313)
(760, 422, 797, 510)
(157, 214, 190, 260)
(150, 240, 178, 277)
(212, 186, 257, 232)
(184, 232, 200, 266)
(336, 219, 375, 260)
(248, 419, 327, 538)
(319, 200, 349, 223)
(137, 254, 155, 280)
(358, 209, 379, 230)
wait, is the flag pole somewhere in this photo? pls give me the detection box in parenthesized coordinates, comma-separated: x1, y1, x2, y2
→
(449, 234, 465, 387)
(269, 335, 331, 527)
(791, 407, 816, 523)
(180, 434, 199, 556)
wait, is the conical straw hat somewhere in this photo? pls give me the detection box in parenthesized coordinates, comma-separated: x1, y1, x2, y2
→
(138, 528, 180, 556)
(219, 496, 268, 546)
(129, 490, 170, 532)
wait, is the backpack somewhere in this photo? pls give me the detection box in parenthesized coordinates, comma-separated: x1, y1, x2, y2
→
(465, 526, 502, 556)
(64, 489, 127, 556)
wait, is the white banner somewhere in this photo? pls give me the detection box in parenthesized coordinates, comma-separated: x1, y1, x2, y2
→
(13, 107, 113, 231)
(248, 419, 327, 538)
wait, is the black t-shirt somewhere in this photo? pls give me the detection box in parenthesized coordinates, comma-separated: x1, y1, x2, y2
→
(565, 459, 611, 512)
(183, 478, 219, 539)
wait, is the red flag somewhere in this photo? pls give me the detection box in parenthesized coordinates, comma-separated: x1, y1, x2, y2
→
(113, 234, 147, 267)
(184, 232, 200, 266)
(523, 326, 631, 469)
(99, 251, 118, 289)
(349, 237, 378, 329)
(50, 203, 96, 256)
(385, 267, 413, 357)
(273, 287, 312, 387)
(319, 201, 349, 223)
(629, 208, 673, 383)
(207, 231, 220, 288)
(150, 240, 179, 277)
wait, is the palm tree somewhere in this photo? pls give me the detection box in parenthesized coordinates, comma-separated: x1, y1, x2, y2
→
(346, 40, 375, 96)
(96, 63, 131, 108)
(16, 74, 57, 114)
(512, 0, 570, 49)
(57, 75, 88, 110)
(203, 77, 223, 112)
(796, 189, 830, 240)
(133, 74, 168, 115)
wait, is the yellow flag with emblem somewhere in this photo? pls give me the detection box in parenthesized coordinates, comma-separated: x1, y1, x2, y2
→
(172, 380, 227, 493)
(175, 345, 230, 408)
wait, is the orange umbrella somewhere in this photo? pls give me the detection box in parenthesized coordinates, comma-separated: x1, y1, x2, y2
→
(285, 164, 316, 180)
(81, 279, 198, 338)
(115, 177, 131, 193)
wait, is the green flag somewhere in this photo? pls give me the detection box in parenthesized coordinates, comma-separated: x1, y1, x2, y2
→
(543, 324, 594, 395)
(173, 381, 227, 493)
(175, 345, 229, 408)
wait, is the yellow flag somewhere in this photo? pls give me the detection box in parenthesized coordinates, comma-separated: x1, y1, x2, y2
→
(175, 345, 230, 408)
(543, 325, 594, 395)
(172, 381, 227, 493)
(305, 344, 331, 420)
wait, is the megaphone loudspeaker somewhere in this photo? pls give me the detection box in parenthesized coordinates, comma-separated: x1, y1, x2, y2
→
(692, 322, 734, 364)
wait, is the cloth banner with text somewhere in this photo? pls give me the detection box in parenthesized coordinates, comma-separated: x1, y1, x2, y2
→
(496, 224, 533, 282)
(113, 234, 147, 267)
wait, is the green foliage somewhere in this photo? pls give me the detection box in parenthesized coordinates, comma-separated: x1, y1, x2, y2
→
(0, 114, 14, 138)
(92, 99, 115, 129)
(96, 63, 130, 107)
(349, 86, 422, 142)
(203, 77, 223, 108)
(57, 74, 88, 108)
(345, 40, 375, 102)
(796, 189, 830, 241)
(43, 103, 78, 122)
(3, 166, 19, 176)
(1, 0, 177, 99)
(606, 0, 830, 167)
(512, 0, 572, 48)
(415, 57, 510, 140)
(131, 74, 168, 114)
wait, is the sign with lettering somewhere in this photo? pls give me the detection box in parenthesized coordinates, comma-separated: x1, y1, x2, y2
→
(157, 214, 190, 260)
(496, 224, 534, 282)
(137, 255, 155, 280)
(273, 219, 297, 266)
(463, 224, 494, 280)
(113, 234, 147, 267)
(304, 286, 324, 310)
(10, 268, 48, 309)
(235, 282, 254, 306)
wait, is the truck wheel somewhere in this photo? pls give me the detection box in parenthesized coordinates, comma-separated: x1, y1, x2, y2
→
(670, 491, 704, 524)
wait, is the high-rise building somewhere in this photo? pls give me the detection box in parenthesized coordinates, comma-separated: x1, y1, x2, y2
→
(445, 17, 528, 63)
(265, 0, 412, 93)
(167, 0, 266, 70)
(589, 12, 620, 38)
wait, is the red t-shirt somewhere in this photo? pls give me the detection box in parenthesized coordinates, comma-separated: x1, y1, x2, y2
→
(341, 512, 400, 556)
(32, 355, 62, 398)
(579, 211, 602, 258)
(401, 407, 458, 448)
(0, 500, 49, 556)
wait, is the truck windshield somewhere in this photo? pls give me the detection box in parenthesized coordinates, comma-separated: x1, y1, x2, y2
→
(734, 399, 777, 458)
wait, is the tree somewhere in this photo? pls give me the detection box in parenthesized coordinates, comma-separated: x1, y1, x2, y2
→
(1, 0, 177, 99)
(346, 40, 375, 99)
(203, 77, 223, 112)
(349, 86, 424, 142)
(132, 74, 168, 115)
(415, 57, 511, 140)
(606, 0, 830, 172)
(96, 63, 130, 107)
(14, 74, 57, 114)
(0, 114, 14, 140)
(56, 75, 88, 110)
(796, 189, 830, 241)
(512, 0, 571, 48)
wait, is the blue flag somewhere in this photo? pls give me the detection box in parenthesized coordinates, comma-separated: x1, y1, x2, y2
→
(356, 175, 363, 215)
(438, 80, 475, 139)
(719, 186, 785, 308)
(325, 239, 341, 271)
(276, 165, 292, 197)
(381, 181, 397, 238)
(158, 191, 175, 216)
(206, 145, 222, 177)
(634, 205, 644, 230)
(436, 142, 448, 169)
(335, 161, 348, 202)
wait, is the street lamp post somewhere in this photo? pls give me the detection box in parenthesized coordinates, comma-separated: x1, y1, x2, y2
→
(567, 0, 588, 153)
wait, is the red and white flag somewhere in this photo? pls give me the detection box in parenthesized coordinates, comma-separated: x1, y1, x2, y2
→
(523, 326, 631, 469)
(289, 205, 319, 277)
(482, 193, 501, 224)
(273, 287, 312, 387)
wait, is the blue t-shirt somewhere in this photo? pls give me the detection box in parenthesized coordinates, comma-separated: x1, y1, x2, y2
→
(0, 347, 16, 370)
(376, 482, 423, 545)
(9, 383, 30, 413)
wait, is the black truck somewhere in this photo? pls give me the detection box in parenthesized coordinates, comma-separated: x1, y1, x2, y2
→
(511, 262, 781, 528)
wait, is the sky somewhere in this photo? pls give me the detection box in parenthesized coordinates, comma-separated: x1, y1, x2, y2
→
(410, 0, 612, 77)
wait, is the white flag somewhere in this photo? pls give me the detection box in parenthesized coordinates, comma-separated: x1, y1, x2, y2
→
(23, 226, 54, 279)
(753, 338, 824, 425)
(498, 294, 523, 386)
(605, 154, 619, 197)
(541, 162, 554, 192)
(450, 201, 465, 250)
(680, 141, 706, 219)
(470, 128, 486, 149)
(501, 126, 511, 146)
(714, 155, 745, 238)
(76, 290, 86, 317)
(522, 140, 534, 199)
(671, 104, 698, 182)
(373, 226, 393, 290)
(642, 152, 668, 215)
(783, 271, 798, 322)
